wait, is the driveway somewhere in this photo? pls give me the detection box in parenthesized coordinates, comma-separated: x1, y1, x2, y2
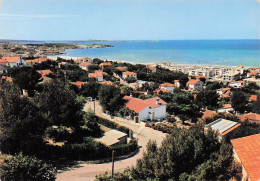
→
(56, 101, 166, 181)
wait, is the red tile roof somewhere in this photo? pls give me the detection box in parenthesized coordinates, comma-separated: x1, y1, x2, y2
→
(123, 96, 167, 113)
(231, 134, 260, 181)
(249, 95, 257, 101)
(202, 110, 216, 120)
(222, 104, 232, 109)
(187, 79, 200, 85)
(116, 66, 127, 70)
(123, 71, 137, 75)
(1, 76, 13, 82)
(123, 96, 149, 113)
(100, 81, 115, 86)
(160, 83, 174, 87)
(71, 81, 87, 88)
(0, 56, 20, 63)
(37, 70, 52, 80)
(100, 62, 112, 67)
(89, 70, 103, 78)
(147, 66, 156, 71)
(143, 96, 167, 108)
(244, 113, 260, 124)
(154, 88, 171, 94)
(80, 62, 91, 67)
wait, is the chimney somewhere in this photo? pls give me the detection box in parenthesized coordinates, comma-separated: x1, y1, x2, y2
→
(156, 98, 160, 105)
(130, 93, 133, 97)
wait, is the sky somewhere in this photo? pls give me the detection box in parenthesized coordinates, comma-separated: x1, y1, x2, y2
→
(0, 0, 259, 40)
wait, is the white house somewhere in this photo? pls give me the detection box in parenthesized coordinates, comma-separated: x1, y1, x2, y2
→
(0, 56, 26, 67)
(147, 66, 157, 73)
(123, 96, 167, 121)
(160, 83, 174, 93)
(122, 71, 137, 79)
(229, 81, 244, 88)
(217, 104, 234, 113)
(79, 62, 92, 71)
(186, 79, 203, 91)
(89, 70, 103, 82)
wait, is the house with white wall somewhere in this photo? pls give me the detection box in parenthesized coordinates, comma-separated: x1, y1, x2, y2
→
(229, 81, 244, 88)
(122, 71, 137, 79)
(79, 62, 92, 71)
(186, 79, 203, 91)
(123, 96, 167, 121)
(160, 83, 174, 93)
(89, 70, 103, 82)
(0, 56, 26, 67)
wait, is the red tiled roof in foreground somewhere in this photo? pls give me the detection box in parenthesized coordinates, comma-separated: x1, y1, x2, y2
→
(202, 110, 216, 120)
(231, 134, 260, 181)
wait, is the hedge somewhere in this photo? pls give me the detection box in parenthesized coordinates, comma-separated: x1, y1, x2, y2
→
(95, 116, 130, 136)
(39, 139, 138, 161)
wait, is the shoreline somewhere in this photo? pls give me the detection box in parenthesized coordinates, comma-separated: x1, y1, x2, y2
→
(47, 55, 247, 69)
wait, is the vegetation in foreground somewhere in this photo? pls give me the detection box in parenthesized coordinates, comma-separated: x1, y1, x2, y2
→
(95, 126, 242, 181)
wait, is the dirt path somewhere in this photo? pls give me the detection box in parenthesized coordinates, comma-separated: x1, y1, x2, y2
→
(56, 101, 166, 181)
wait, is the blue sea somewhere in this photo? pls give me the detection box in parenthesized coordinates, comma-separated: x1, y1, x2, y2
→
(10, 39, 260, 67)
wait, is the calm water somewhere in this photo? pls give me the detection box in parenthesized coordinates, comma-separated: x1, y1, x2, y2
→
(17, 39, 260, 67)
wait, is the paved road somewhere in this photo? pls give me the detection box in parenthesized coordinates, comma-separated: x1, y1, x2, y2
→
(56, 101, 166, 181)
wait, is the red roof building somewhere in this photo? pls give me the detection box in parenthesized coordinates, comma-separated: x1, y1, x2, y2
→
(37, 70, 53, 80)
(202, 110, 216, 120)
(249, 95, 257, 102)
(231, 134, 260, 181)
(123, 96, 167, 120)
(71, 81, 88, 88)
(244, 113, 260, 124)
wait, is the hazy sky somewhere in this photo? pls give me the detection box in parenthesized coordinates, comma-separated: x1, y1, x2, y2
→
(0, 0, 259, 40)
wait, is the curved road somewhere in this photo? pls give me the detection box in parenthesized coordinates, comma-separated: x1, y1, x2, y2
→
(56, 101, 166, 181)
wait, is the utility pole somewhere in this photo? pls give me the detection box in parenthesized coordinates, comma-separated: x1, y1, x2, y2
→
(112, 150, 115, 178)
(93, 98, 96, 115)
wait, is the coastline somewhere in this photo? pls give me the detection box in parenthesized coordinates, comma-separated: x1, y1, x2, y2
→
(47, 54, 243, 68)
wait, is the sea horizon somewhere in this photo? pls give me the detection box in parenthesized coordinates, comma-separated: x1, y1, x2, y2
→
(1, 39, 260, 67)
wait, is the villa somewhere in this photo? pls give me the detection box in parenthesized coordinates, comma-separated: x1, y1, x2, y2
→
(123, 96, 167, 121)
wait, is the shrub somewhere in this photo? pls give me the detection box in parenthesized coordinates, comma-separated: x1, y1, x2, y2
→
(96, 116, 130, 136)
(0, 152, 56, 181)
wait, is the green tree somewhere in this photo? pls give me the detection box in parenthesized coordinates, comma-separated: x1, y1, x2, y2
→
(167, 92, 200, 122)
(8, 66, 41, 96)
(0, 152, 56, 181)
(98, 85, 125, 115)
(196, 90, 219, 109)
(34, 80, 84, 129)
(252, 95, 260, 114)
(0, 83, 47, 154)
(231, 90, 248, 113)
(131, 126, 235, 180)
(81, 81, 101, 99)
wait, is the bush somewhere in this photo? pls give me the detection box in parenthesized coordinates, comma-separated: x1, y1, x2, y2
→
(0, 152, 56, 181)
(96, 116, 130, 136)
